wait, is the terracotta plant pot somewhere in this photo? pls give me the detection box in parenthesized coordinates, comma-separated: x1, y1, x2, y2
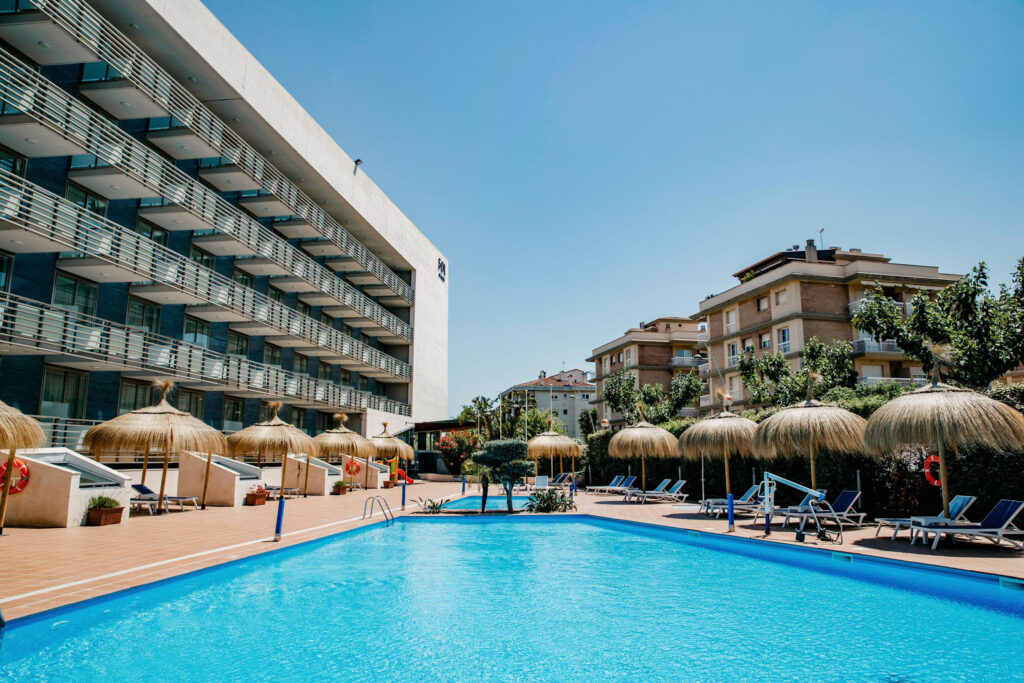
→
(245, 493, 267, 506)
(87, 507, 123, 526)
(331, 487, 348, 496)
(382, 481, 395, 489)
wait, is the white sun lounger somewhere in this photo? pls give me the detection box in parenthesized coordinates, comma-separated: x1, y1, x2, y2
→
(875, 495, 975, 540)
(910, 499, 1024, 550)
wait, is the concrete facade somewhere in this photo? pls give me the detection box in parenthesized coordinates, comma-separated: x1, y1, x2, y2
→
(500, 370, 596, 438)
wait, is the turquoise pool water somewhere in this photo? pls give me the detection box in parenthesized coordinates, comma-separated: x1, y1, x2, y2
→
(442, 494, 531, 510)
(3, 516, 1023, 681)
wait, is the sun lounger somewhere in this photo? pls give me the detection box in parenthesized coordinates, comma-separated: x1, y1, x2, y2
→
(752, 489, 825, 523)
(783, 490, 865, 530)
(636, 480, 688, 504)
(623, 478, 671, 502)
(131, 484, 200, 511)
(597, 476, 636, 495)
(875, 495, 975, 540)
(910, 499, 1024, 550)
(586, 476, 623, 493)
(699, 485, 758, 515)
(264, 485, 299, 500)
(531, 475, 550, 491)
(547, 473, 570, 488)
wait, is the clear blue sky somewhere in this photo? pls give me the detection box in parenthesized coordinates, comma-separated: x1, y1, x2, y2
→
(205, 0, 1024, 417)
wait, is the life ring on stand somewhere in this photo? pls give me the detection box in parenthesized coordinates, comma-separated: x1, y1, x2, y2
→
(923, 455, 942, 487)
(345, 460, 361, 476)
(0, 458, 29, 495)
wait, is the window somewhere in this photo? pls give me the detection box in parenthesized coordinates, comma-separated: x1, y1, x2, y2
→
(727, 342, 740, 367)
(777, 327, 791, 353)
(223, 396, 244, 431)
(0, 148, 25, 177)
(289, 409, 305, 431)
(342, 323, 354, 338)
(135, 218, 168, 246)
(40, 367, 87, 419)
(759, 332, 771, 349)
(65, 183, 107, 217)
(315, 412, 333, 433)
(774, 289, 788, 306)
(625, 349, 631, 363)
(53, 273, 97, 315)
(563, 409, 568, 415)
(232, 268, 253, 289)
(126, 297, 160, 333)
(616, 353, 622, 363)
(0, 252, 11, 291)
(321, 312, 333, 327)
(756, 296, 769, 311)
(296, 300, 311, 317)
(294, 353, 309, 375)
(183, 316, 211, 348)
(725, 309, 738, 333)
(268, 286, 285, 304)
(358, 377, 369, 392)
(582, 393, 589, 400)
(729, 376, 741, 395)
(264, 343, 282, 367)
(190, 246, 215, 270)
(178, 388, 205, 419)
(742, 338, 754, 353)
(259, 402, 276, 422)
(227, 332, 249, 357)
(118, 379, 151, 414)
(340, 369, 353, 386)
(676, 349, 692, 357)
(319, 362, 333, 381)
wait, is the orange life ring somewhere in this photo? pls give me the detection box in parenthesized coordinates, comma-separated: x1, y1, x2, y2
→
(345, 460, 361, 476)
(923, 454, 942, 487)
(0, 458, 29, 495)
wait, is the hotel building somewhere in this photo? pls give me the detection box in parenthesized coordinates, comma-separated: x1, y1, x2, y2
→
(0, 0, 448, 444)
(500, 369, 595, 439)
(587, 317, 706, 426)
(695, 241, 960, 411)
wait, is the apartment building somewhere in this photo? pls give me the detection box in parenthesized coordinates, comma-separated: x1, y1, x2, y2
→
(695, 241, 960, 411)
(587, 317, 706, 426)
(0, 0, 447, 443)
(500, 369, 595, 438)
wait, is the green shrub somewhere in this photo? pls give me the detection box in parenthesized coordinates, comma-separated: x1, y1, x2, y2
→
(89, 495, 121, 509)
(416, 497, 448, 514)
(525, 489, 577, 513)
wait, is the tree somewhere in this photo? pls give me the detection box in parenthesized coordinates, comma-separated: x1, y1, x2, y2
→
(471, 440, 534, 513)
(601, 369, 704, 423)
(577, 408, 598, 438)
(737, 337, 857, 407)
(458, 395, 496, 440)
(436, 431, 477, 475)
(852, 259, 1024, 389)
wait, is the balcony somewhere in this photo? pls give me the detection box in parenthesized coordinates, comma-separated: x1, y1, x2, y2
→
(698, 363, 713, 377)
(0, 112, 86, 158)
(78, 78, 169, 121)
(0, 9, 97, 65)
(669, 356, 707, 368)
(849, 299, 913, 315)
(699, 394, 714, 407)
(271, 218, 320, 240)
(778, 341, 791, 354)
(727, 355, 741, 368)
(67, 156, 153, 200)
(147, 121, 221, 160)
(851, 339, 903, 355)
(857, 376, 928, 388)
(197, 161, 262, 192)
(238, 191, 292, 219)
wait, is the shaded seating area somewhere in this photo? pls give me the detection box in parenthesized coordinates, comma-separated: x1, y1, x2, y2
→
(910, 499, 1024, 550)
(875, 495, 976, 540)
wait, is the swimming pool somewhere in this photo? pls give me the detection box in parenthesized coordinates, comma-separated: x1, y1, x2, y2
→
(442, 494, 531, 510)
(3, 516, 1023, 681)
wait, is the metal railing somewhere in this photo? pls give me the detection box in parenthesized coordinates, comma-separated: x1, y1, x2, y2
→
(699, 394, 714, 407)
(668, 356, 707, 368)
(777, 341, 791, 354)
(848, 299, 913, 315)
(850, 339, 903, 354)
(26, 0, 414, 306)
(0, 291, 410, 415)
(0, 169, 411, 379)
(856, 376, 928, 388)
(727, 354, 741, 368)
(0, 48, 412, 344)
(698, 363, 713, 377)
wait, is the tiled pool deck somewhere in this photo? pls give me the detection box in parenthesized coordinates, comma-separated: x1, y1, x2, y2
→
(3, 482, 1023, 620)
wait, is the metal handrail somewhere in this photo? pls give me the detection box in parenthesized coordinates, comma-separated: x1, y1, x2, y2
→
(0, 168, 411, 380)
(27, 0, 414, 306)
(0, 290, 410, 416)
(0, 48, 412, 343)
(362, 495, 395, 523)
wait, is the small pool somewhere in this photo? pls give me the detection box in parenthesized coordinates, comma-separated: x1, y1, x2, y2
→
(442, 495, 531, 510)
(3, 516, 1023, 680)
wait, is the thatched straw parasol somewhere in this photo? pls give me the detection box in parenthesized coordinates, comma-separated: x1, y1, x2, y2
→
(0, 400, 44, 534)
(751, 375, 866, 491)
(679, 391, 757, 527)
(864, 363, 1024, 518)
(608, 405, 678, 492)
(528, 419, 582, 483)
(370, 422, 413, 487)
(228, 401, 317, 500)
(84, 381, 226, 513)
(314, 413, 376, 488)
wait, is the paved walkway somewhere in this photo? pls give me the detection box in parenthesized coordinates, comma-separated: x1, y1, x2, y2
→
(3, 483, 1022, 620)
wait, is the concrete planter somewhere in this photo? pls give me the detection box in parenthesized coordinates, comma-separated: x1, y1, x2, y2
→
(331, 487, 348, 495)
(245, 493, 267, 506)
(87, 507, 123, 526)
(382, 481, 395, 489)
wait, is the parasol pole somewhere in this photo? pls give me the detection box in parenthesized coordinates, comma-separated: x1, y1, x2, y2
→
(559, 453, 563, 476)
(937, 437, 951, 519)
(280, 447, 290, 500)
(303, 453, 311, 497)
(158, 433, 172, 515)
(0, 447, 19, 535)
(201, 448, 213, 510)
(141, 441, 150, 485)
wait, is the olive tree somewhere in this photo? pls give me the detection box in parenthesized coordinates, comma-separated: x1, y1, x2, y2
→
(470, 440, 534, 513)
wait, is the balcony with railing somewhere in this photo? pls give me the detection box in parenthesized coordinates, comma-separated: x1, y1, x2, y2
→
(0, 49, 412, 344)
(0, 168, 411, 381)
(851, 338, 903, 355)
(699, 394, 714, 407)
(0, 290, 410, 417)
(856, 375, 928, 388)
(727, 354, 741, 368)
(848, 298, 913, 316)
(21, 0, 414, 305)
(668, 355, 708, 368)
(778, 341, 791, 354)
(698, 362, 713, 377)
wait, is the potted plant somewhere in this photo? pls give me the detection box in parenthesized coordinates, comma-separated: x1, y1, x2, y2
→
(382, 479, 395, 489)
(331, 480, 348, 495)
(245, 484, 268, 506)
(87, 496, 124, 526)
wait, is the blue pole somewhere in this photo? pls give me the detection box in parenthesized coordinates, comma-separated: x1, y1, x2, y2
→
(461, 476, 466, 494)
(727, 493, 735, 532)
(401, 482, 407, 510)
(273, 498, 285, 542)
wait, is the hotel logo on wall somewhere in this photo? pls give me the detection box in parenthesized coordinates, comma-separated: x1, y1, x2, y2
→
(438, 258, 447, 283)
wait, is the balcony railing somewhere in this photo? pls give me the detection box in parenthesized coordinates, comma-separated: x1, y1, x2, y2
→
(699, 394, 714, 407)
(725, 321, 738, 334)
(669, 356, 708, 368)
(851, 338, 903, 355)
(0, 290, 410, 417)
(778, 341, 791, 354)
(849, 299, 913, 315)
(27, 0, 414, 305)
(727, 354, 741, 368)
(698, 363, 713, 377)
(0, 169, 411, 380)
(856, 375, 928, 388)
(0, 49, 412, 344)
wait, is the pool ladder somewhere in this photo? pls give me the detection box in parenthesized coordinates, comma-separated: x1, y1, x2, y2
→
(362, 495, 395, 525)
